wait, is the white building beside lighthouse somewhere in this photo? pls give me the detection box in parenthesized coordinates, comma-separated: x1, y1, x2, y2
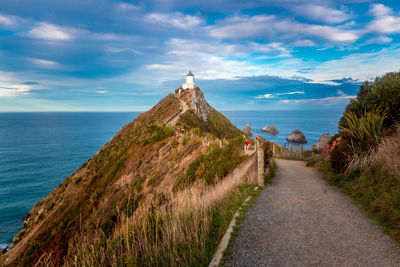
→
(182, 70, 195, 89)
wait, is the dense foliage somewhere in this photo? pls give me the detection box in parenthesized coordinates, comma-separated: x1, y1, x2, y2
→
(339, 71, 400, 129)
(332, 71, 400, 173)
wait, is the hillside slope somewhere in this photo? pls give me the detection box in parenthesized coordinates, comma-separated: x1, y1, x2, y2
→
(1, 87, 248, 266)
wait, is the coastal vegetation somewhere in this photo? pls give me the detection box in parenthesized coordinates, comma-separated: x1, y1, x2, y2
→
(318, 71, 400, 243)
(1, 88, 264, 266)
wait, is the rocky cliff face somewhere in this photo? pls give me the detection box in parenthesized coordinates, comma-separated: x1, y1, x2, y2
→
(315, 133, 332, 150)
(1, 87, 244, 266)
(190, 86, 212, 121)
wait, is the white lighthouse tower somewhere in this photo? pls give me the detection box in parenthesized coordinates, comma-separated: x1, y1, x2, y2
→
(182, 70, 195, 89)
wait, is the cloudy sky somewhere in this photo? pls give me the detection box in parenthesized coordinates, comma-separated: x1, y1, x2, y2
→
(0, 0, 399, 111)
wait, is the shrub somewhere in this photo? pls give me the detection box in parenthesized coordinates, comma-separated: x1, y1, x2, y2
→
(183, 136, 246, 187)
(340, 71, 400, 129)
(330, 136, 352, 174)
(341, 110, 386, 156)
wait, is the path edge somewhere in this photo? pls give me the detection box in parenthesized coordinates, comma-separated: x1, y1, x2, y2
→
(208, 160, 276, 267)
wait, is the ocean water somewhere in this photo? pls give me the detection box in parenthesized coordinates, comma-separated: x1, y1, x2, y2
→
(0, 109, 343, 249)
(0, 112, 139, 250)
(223, 110, 343, 148)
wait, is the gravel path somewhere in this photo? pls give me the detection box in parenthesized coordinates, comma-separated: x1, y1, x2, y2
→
(227, 159, 400, 267)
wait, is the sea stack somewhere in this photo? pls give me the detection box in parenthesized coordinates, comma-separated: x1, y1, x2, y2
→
(286, 130, 307, 144)
(261, 125, 279, 135)
(243, 124, 253, 136)
(315, 133, 332, 150)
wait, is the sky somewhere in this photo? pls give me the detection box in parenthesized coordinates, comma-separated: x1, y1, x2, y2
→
(0, 0, 399, 111)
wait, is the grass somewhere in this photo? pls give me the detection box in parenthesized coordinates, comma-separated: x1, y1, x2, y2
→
(174, 136, 247, 190)
(319, 159, 400, 244)
(67, 183, 258, 266)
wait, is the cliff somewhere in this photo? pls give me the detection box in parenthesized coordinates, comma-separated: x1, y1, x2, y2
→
(1, 87, 246, 266)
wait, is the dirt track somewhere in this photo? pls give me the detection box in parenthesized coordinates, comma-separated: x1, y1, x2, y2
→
(227, 159, 400, 266)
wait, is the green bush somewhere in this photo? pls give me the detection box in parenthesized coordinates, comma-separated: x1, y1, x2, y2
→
(340, 71, 400, 129)
(341, 110, 386, 156)
(332, 71, 399, 173)
(182, 136, 246, 187)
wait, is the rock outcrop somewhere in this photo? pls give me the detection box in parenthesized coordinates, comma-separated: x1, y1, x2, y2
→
(190, 87, 212, 121)
(286, 130, 307, 144)
(243, 124, 253, 136)
(261, 125, 279, 135)
(315, 133, 332, 150)
(254, 134, 266, 143)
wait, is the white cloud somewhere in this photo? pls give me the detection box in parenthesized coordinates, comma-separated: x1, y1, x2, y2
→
(292, 4, 351, 24)
(0, 14, 15, 26)
(307, 80, 341, 86)
(365, 35, 392, 44)
(116, 2, 139, 11)
(305, 46, 400, 81)
(31, 58, 59, 66)
(146, 12, 203, 29)
(256, 91, 305, 98)
(207, 15, 359, 43)
(370, 4, 392, 17)
(27, 23, 74, 40)
(143, 38, 296, 82)
(279, 95, 355, 104)
(207, 15, 275, 38)
(165, 38, 291, 58)
(292, 40, 316, 47)
(367, 4, 400, 34)
(0, 83, 31, 97)
(96, 90, 108, 94)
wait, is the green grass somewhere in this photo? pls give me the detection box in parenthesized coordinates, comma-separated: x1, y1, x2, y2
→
(319, 159, 400, 243)
(174, 136, 247, 190)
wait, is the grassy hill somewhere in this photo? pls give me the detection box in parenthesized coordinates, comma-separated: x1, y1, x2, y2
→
(1, 87, 255, 266)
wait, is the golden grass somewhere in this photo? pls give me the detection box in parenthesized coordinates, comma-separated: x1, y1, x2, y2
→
(372, 124, 400, 177)
(58, 152, 257, 266)
(349, 124, 400, 176)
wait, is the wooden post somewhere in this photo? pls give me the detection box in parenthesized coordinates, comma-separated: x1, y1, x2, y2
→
(272, 143, 276, 157)
(256, 140, 265, 187)
(290, 144, 293, 158)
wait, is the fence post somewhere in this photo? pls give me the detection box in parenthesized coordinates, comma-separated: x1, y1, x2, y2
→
(256, 140, 265, 187)
(272, 143, 276, 157)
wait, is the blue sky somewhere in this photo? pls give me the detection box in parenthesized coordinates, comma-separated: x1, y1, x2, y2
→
(0, 0, 399, 111)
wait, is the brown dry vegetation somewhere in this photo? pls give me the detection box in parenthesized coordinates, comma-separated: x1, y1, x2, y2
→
(1, 88, 258, 266)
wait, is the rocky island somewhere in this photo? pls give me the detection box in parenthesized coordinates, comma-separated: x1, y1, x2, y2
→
(286, 129, 307, 144)
(262, 125, 279, 135)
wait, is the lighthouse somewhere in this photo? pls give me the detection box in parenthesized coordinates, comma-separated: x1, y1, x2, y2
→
(182, 70, 195, 89)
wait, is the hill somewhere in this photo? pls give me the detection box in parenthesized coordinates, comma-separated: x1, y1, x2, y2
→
(0, 86, 254, 266)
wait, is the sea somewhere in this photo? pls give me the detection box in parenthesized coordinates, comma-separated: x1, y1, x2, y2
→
(0, 110, 343, 250)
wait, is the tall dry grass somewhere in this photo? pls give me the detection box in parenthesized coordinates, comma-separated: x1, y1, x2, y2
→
(348, 124, 400, 177)
(341, 110, 386, 172)
(60, 153, 256, 266)
(371, 124, 400, 177)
